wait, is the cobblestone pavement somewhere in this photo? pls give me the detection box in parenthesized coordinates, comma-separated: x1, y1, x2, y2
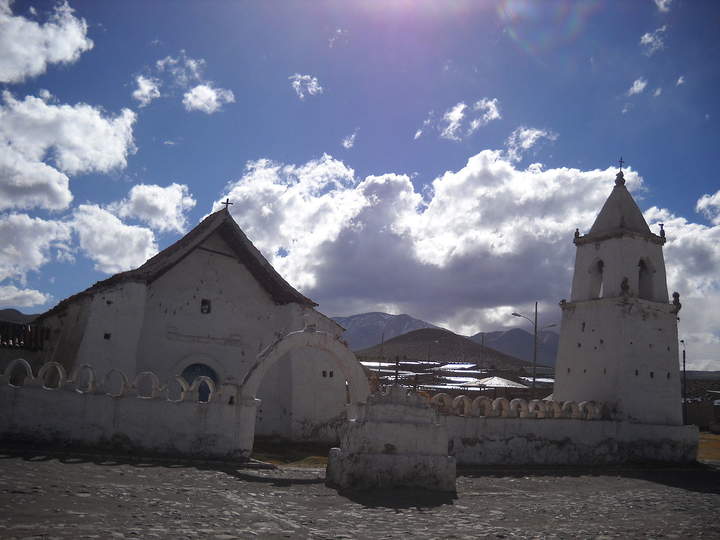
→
(0, 447, 718, 539)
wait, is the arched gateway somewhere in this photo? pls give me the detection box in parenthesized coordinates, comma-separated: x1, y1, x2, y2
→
(234, 328, 370, 455)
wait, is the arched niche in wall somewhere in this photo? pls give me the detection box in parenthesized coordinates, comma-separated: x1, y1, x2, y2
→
(588, 259, 604, 299)
(181, 363, 219, 402)
(638, 258, 655, 301)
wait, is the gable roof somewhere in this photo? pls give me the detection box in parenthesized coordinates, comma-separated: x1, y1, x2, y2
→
(588, 171, 651, 237)
(38, 208, 316, 319)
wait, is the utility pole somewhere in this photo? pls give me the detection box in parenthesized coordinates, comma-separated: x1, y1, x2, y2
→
(513, 303, 556, 394)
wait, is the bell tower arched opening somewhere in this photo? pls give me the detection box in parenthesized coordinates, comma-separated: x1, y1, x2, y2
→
(638, 258, 654, 300)
(588, 259, 604, 299)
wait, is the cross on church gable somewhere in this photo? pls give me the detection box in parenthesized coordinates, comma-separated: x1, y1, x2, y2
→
(221, 198, 233, 210)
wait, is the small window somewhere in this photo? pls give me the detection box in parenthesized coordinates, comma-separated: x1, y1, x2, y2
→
(577, 342, 582, 348)
(666, 372, 670, 379)
(329, 370, 334, 378)
(322, 370, 327, 378)
(635, 369, 639, 376)
(103, 333, 111, 340)
(603, 368, 607, 375)
(650, 371, 654, 379)
(567, 368, 571, 374)
(581, 322, 586, 332)
(200, 299, 211, 314)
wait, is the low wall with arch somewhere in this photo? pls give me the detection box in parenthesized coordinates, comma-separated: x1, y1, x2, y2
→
(0, 359, 259, 459)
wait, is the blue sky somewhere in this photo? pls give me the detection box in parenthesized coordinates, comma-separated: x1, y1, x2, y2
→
(1, 0, 719, 369)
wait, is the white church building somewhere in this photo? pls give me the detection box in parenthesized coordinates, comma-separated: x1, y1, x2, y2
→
(25, 207, 370, 443)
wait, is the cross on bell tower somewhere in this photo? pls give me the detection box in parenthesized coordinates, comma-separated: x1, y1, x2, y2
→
(221, 198, 233, 210)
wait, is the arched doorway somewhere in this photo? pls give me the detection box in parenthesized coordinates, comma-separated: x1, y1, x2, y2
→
(238, 328, 369, 450)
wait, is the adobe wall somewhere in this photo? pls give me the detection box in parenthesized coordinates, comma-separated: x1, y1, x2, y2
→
(554, 297, 682, 426)
(0, 361, 258, 459)
(429, 393, 698, 465)
(0, 361, 697, 465)
(445, 417, 697, 465)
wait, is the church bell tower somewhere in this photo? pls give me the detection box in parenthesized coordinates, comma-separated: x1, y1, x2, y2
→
(553, 165, 682, 425)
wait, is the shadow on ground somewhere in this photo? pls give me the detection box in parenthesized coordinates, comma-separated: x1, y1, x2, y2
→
(458, 462, 720, 495)
(2, 441, 719, 498)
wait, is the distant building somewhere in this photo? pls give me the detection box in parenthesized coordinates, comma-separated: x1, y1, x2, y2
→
(554, 170, 682, 425)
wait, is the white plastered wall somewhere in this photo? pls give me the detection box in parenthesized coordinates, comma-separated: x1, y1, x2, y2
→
(74, 282, 147, 377)
(555, 297, 682, 425)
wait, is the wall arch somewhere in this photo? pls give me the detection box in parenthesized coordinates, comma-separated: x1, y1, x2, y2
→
(239, 329, 369, 404)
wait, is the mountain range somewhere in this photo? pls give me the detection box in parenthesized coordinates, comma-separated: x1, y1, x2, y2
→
(333, 312, 559, 366)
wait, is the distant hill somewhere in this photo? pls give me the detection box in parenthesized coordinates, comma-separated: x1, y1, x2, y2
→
(355, 328, 531, 371)
(470, 328, 559, 367)
(0, 309, 38, 324)
(333, 312, 440, 351)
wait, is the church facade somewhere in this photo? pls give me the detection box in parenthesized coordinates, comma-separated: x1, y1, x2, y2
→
(30, 208, 369, 442)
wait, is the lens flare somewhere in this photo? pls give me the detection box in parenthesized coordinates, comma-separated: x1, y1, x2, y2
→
(497, 0, 601, 58)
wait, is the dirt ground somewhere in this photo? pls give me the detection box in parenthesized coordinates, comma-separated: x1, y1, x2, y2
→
(1, 441, 719, 539)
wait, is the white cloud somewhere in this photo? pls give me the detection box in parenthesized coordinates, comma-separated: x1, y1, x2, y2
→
(468, 98, 501, 134)
(0, 285, 49, 308)
(341, 130, 358, 149)
(654, 0, 672, 12)
(676, 75, 685, 86)
(0, 213, 72, 283)
(627, 78, 648, 96)
(0, 0, 93, 84)
(72, 205, 157, 274)
(435, 98, 501, 141)
(0, 144, 72, 211)
(289, 74, 324, 100)
(156, 51, 205, 87)
(218, 151, 719, 368)
(413, 115, 433, 140)
(696, 190, 720, 225)
(1, 91, 136, 175)
(109, 183, 197, 233)
(621, 103, 632, 114)
(182, 83, 235, 114)
(644, 205, 720, 369)
(132, 75, 161, 107)
(640, 25, 667, 56)
(440, 102, 467, 141)
(0, 92, 136, 211)
(653, 88, 662, 97)
(505, 126, 558, 162)
(218, 152, 638, 323)
(328, 28, 348, 48)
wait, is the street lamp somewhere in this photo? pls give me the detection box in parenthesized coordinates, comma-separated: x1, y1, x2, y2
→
(512, 301, 557, 390)
(680, 339, 687, 424)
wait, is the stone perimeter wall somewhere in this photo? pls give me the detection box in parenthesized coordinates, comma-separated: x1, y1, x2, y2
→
(0, 359, 259, 459)
(0, 361, 699, 465)
(424, 392, 698, 464)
